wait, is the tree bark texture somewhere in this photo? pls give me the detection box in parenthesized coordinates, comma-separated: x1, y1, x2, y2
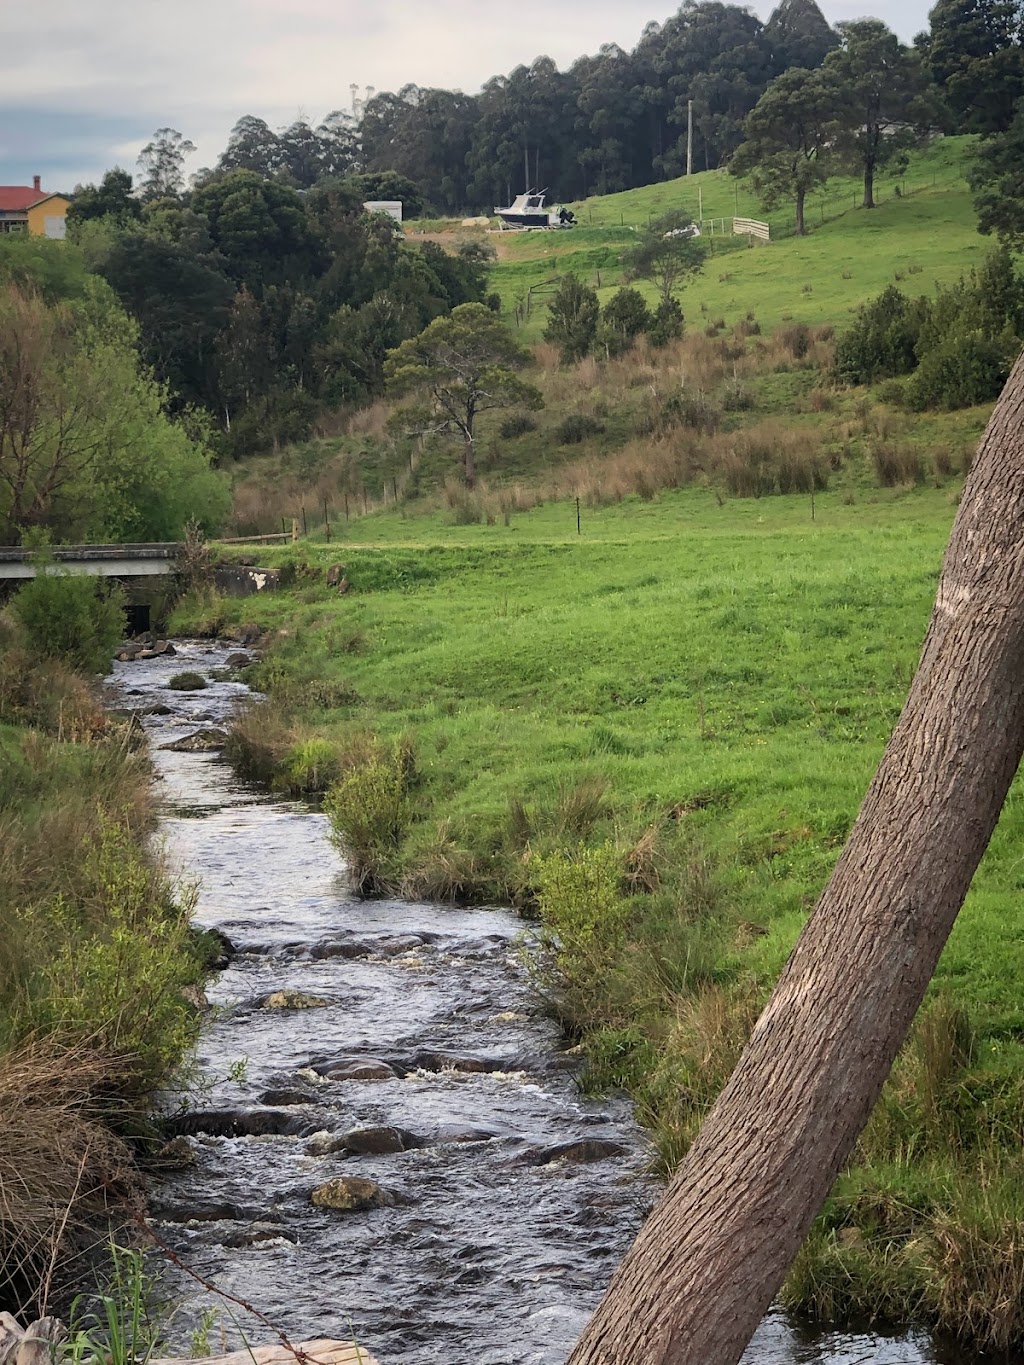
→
(568, 353, 1024, 1365)
(864, 163, 876, 208)
(463, 436, 476, 488)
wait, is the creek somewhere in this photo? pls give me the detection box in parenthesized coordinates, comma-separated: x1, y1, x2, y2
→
(109, 642, 979, 1365)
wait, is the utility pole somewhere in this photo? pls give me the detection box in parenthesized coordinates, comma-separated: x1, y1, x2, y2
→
(687, 99, 693, 177)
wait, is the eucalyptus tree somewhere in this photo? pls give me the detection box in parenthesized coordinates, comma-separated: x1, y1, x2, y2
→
(385, 303, 541, 487)
(730, 67, 839, 234)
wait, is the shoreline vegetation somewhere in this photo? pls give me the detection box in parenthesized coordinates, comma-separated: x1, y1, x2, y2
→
(172, 457, 1024, 1352)
(2, 124, 1022, 1352)
(0, 604, 213, 1319)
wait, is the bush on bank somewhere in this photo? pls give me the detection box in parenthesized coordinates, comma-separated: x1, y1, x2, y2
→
(0, 609, 209, 1314)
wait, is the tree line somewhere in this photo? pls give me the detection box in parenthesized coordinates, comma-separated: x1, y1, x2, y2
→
(153, 0, 1024, 217)
(201, 0, 838, 210)
(66, 169, 494, 457)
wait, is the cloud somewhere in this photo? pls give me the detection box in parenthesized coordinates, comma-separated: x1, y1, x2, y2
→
(1, 0, 934, 189)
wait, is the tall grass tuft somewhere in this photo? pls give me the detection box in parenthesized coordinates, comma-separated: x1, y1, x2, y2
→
(324, 739, 415, 893)
(0, 1041, 139, 1319)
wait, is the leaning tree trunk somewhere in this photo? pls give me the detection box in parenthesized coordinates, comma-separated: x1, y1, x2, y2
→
(568, 353, 1024, 1365)
(795, 186, 807, 236)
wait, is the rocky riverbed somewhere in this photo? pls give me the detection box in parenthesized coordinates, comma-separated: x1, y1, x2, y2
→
(107, 642, 982, 1365)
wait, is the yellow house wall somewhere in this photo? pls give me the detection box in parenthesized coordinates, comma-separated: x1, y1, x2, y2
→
(25, 196, 71, 237)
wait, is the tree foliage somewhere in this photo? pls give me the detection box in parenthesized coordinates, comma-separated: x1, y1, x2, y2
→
(384, 303, 542, 486)
(925, 0, 1024, 132)
(823, 20, 932, 209)
(66, 170, 142, 232)
(544, 274, 600, 362)
(13, 556, 125, 674)
(764, 0, 839, 70)
(137, 128, 196, 200)
(67, 157, 489, 455)
(0, 277, 228, 544)
(597, 287, 653, 356)
(971, 99, 1024, 246)
(730, 68, 838, 233)
(622, 210, 705, 305)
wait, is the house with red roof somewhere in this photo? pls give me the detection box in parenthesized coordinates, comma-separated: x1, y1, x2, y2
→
(0, 176, 72, 239)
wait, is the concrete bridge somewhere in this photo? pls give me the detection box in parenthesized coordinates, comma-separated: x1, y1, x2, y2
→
(0, 543, 181, 580)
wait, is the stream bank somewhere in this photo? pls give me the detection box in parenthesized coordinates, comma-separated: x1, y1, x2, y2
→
(111, 642, 983, 1365)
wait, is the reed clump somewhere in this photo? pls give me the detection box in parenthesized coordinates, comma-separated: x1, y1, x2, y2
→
(0, 1038, 140, 1318)
(0, 611, 209, 1315)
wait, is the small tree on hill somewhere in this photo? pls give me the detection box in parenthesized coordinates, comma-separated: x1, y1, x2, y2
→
(384, 302, 542, 487)
(824, 20, 933, 210)
(730, 67, 839, 236)
(596, 287, 652, 357)
(649, 297, 685, 348)
(544, 273, 600, 362)
(622, 210, 705, 308)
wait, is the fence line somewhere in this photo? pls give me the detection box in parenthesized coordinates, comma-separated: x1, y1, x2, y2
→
(732, 217, 770, 241)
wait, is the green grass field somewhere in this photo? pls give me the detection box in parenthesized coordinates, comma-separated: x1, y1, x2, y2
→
(183, 128, 1024, 1347)
(185, 321, 1024, 1341)
(492, 137, 985, 339)
(178, 469, 1024, 1346)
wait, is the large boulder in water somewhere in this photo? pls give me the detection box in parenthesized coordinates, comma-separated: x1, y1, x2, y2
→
(310, 1176, 388, 1212)
(259, 988, 329, 1010)
(159, 729, 229, 753)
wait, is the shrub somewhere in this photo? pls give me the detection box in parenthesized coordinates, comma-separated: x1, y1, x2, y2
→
(597, 287, 652, 356)
(871, 441, 926, 486)
(555, 413, 606, 445)
(446, 487, 486, 524)
(22, 817, 204, 1096)
(778, 323, 811, 360)
(280, 737, 340, 794)
(532, 842, 627, 989)
(721, 381, 755, 412)
(833, 286, 923, 385)
(649, 298, 684, 348)
(713, 424, 828, 497)
(906, 326, 1014, 411)
(543, 273, 599, 362)
(224, 701, 291, 783)
(13, 570, 124, 675)
(167, 671, 207, 691)
(499, 412, 539, 439)
(661, 390, 721, 434)
(324, 741, 414, 893)
(874, 377, 909, 407)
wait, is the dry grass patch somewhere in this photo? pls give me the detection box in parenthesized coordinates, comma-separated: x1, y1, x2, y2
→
(0, 1037, 140, 1318)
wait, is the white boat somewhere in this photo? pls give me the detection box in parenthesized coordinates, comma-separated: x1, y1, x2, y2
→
(493, 189, 576, 230)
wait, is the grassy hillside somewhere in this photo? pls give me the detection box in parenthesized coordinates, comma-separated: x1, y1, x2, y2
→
(227, 322, 991, 539)
(491, 137, 982, 339)
(187, 129, 1024, 1349)
(176, 462, 1024, 1350)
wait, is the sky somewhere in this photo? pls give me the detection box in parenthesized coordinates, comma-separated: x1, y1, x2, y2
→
(1, 0, 933, 193)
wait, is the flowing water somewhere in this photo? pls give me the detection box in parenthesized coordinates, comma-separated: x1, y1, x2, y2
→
(109, 643, 981, 1365)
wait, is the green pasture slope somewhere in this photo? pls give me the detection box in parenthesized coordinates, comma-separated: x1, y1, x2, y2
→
(492, 137, 985, 339)
(189, 485, 1023, 1027)
(181, 477, 1024, 1353)
(192, 135, 1024, 1343)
